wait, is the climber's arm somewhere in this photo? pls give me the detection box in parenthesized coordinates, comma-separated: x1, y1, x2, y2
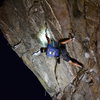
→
(45, 34, 51, 44)
(60, 38, 73, 44)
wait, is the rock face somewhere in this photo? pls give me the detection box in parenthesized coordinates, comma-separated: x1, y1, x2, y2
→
(0, 0, 100, 100)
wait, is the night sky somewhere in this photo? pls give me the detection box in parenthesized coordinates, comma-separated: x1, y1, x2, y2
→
(0, 31, 51, 100)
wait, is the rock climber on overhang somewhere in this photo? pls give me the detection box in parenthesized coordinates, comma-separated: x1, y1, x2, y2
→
(33, 33, 83, 68)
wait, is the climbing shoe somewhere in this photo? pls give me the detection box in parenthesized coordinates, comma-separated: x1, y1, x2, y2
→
(32, 50, 41, 56)
(78, 64, 84, 69)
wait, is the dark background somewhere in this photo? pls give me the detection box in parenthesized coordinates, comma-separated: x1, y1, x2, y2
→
(0, 31, 51, 100)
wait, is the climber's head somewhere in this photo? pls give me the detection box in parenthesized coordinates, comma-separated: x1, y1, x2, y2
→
(40, 47, 47, 53)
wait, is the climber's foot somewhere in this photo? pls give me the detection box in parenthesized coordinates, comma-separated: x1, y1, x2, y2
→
(78, 64, 84, 69)
(79, 64, 84, 69)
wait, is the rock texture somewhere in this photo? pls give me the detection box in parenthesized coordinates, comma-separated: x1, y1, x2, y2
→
(0, 0, 100, 100)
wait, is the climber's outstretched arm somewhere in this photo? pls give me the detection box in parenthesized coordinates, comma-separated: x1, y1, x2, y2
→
(45, 34, 51, 44)
(59, 38, 73, 44)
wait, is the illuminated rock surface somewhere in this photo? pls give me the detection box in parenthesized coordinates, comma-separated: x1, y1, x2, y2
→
(0, 0, 100, 100)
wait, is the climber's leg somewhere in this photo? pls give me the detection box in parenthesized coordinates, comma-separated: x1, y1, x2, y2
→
(68, 60, 83, 68)
(68, 57, 84, 68)
(62, 55, 83, 68)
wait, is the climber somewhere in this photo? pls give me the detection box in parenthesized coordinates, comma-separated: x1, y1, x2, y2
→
(33, 33, 83, 68)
